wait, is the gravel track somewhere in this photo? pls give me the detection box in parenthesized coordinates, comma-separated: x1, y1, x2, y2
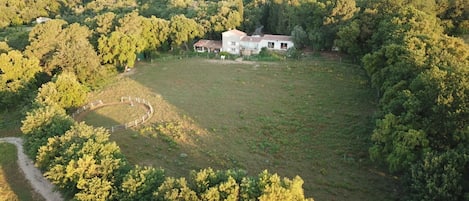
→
(0, 137, 63, 201)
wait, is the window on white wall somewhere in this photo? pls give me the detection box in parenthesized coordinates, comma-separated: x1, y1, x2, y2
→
(231, 48, 236, 52)
(281, 43, 288, 49)
(231, 41, 236, 46)
(268, 42, 274, 48)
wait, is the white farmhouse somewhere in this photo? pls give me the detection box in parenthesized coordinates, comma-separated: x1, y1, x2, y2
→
(240, 34, 294, 55)
(194, 29, 294, 55)
(221, 29, 247, 55)
(239, 36, 263, 55)
(259, 34, 294, 51)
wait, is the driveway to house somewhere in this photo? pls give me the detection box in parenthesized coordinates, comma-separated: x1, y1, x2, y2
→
(0, 137, 63, 201)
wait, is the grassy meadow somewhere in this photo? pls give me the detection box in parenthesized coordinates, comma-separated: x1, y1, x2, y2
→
(82, 57, 398, 200)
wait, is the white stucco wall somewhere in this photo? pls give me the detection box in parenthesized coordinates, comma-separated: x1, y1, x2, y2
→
(240, 41, 260, 53)
(222, 31, 246, 55)
(221, 30, 293, 55)
(258, 40, 294, 51)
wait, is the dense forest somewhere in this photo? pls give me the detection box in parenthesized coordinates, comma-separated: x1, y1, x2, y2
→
(1, 0, 469, 200)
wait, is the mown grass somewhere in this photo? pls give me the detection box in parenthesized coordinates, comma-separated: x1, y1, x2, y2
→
(0, 143, 44, 201)
(83, 57, 398, 200)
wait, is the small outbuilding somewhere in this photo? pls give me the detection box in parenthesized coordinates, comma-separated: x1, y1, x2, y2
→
(35, 17, 51, 24)
(193, 39, 222, 53)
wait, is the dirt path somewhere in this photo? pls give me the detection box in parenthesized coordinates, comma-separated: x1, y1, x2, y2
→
(0, 137, 63, 201)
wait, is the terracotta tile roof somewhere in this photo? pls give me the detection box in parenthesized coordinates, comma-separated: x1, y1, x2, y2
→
(193, 39, 222, 49)
(222, 29, 247, 37)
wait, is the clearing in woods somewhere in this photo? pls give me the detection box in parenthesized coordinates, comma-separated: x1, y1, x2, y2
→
(80, 57, 398, 200)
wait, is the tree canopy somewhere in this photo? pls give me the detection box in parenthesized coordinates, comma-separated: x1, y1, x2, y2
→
(336, 2, 469, 200)
(168, 14, 205, 49)
(35, 72, 88, 109)
(0, 50, 42, 109)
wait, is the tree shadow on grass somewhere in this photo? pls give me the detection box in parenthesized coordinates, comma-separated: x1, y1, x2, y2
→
(77, 108, 224, 178)
(122, 59, 401, 200)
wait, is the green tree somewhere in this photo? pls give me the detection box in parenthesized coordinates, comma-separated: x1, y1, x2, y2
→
(85, 0, 137, 12)
(190, 168, 245, 201)
(117, 12, 170, 58)
(0, 42, 10, 54)
(257, 170, 310, 201)
(36, 123, 126, 200)
(117, 165, 166, 201)
(168, 14, 205, 50)
(263, 0, 291, 35)
(410, 149, 469, 201)
(335, 19, 362, 56)
(141, 16, 170, 57)
(85, 12, 118, 47)
(98, 31, 140, 70)
(242, 0, 267, 33)
(50, 23, 104, 88)
(369, 113, 430, 171)
(315, 0, 359, 50)
(93, 12, 117, 35)
(291, 25, 308, 49)
(0, 1, 22, 28)
(20, 0, 60, 21)
(168, 0, 193, 9)
(359, 2, 469, 200)
(0, 50, 42, 109)
(209, 0, 243, 32)
(116, 11, 146, 36)
(436, 0, 469, 34)
(26, 20, 107, 88)
(0, 0, 59, 28)
(323, 0, 359, 25)
(25, 19, 68, 68)
(289, 0, 327, 49)
(35, 72, 87, 109)
(21, 105, 74, 158)
(97, 12, 170, 70)
(153, 177, 199, 201)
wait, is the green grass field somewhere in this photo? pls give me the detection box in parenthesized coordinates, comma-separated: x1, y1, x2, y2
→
(0, 143, 44, 201)
(82, 57, 398, 200)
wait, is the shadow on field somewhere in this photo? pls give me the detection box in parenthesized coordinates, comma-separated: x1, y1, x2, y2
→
(78, 85, 239, 178)
(119, 58, 401, 201)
